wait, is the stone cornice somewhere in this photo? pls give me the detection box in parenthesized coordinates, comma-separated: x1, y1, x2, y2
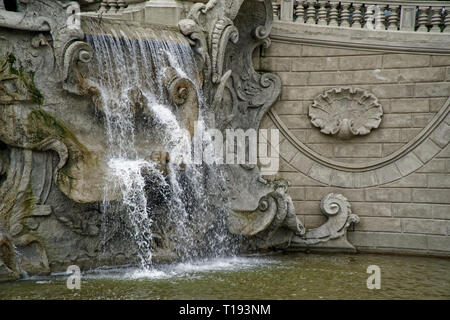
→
(271, 21, 450, 55)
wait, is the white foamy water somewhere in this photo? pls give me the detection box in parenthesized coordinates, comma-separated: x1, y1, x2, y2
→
(79, 256, 276, 281)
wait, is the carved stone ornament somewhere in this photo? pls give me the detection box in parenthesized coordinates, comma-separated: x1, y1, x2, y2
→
(290, 193, 360, 252)
(309, 87, 383, 140)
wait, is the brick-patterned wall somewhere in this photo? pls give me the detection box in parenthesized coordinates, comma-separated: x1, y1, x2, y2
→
(259, 41, 450, 256)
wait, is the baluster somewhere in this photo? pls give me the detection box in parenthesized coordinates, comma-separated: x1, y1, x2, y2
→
(444, 8, 450, 33)
(108, 0, 118, 13)
(387, 5, 399, 31)
(117, 0, 126, 12)
(317, 1, 328, 26)
(352, 3, 363, 28)
(430, 7, 443, 33)
(99, 1, 108, 12)
(305, 1, 316, 25)
(374, 4, 386, 30)
(341, 3, 351, 27)
(329, 2, 339, 26)
(273, 1, 281, 20)
(295, 1, 306, 23)
(416, 6, 429, 32)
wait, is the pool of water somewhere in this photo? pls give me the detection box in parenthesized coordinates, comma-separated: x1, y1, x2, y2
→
(1, 253, 449, 300)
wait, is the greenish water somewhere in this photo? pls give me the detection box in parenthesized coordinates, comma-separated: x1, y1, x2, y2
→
(1, 253, 449, 300)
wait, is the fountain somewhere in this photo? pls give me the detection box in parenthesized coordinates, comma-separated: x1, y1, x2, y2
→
(0, 0, 359, 282)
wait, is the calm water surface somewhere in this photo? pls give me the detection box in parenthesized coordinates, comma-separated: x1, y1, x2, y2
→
(1, 253, 449, 300)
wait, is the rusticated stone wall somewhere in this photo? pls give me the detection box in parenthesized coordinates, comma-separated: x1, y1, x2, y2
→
(258, 40, 450, 256)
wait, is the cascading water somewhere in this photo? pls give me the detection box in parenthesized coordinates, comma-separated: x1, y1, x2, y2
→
(83, 18, 238, 270)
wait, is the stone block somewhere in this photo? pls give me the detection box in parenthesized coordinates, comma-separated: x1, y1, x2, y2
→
(427, 235, 450, 252)
(431, 55, 450, 67)
(289, 152, 315, 174)
(382, 143, 404, 157)
(366, 188, 412, 202)
(292, 57, 339, 72)
(432, 205, 450, 220)
(412, 189, 450, 204)
(413, 138, 442, 163)
(261, 57, 291, 72)
(354, 171, 379, 188)
(415, 83, 450, 98)
(308, 163, 332, 185)
(304, 214, 327, 228)
(330, 170, 355, 188)
(284, 172, 323, 187)
(279, 138, 298, 162)
(301, 45, 376, 57)
(402, 218, 447, 235)
(334, 144, 382, 158)
(339, 56, 382, 71)
(390, 98, 429, 113)
(348, 231, 428, 250)
(355, 217, 402, 232)
(419, 159, 446, 174)
(293, 200, 320, 214)
(430, 122, 450, 148)
(291, 129, 307, 142)
(375, 163, 402, 185)
(263, 43, 302, 57)
(273, 101, 306, 115)
(279, 115, 312, 129)
(392, 203, 432, 218)
(383, 54, 430, 68)
(395, 152, 423, 176)
(351, 202, 392, 217)
(400, 128, 422, 142)
(277, 72, 308, 86)
(288, 187, 306, 201)
(305, 187, 365, 201)
(429, 97, 448, 112)
(427, 174, 450, 188)
(281, 86, 331, 100)
(307, 143, 333, 157)
(370, 84, 415, 99)
(380, 114, 412, 128)
(386, 174, 428, 188)
(412, 114, 434, 127)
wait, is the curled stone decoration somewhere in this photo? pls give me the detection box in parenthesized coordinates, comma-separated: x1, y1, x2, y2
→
(309, 87, 383, 140)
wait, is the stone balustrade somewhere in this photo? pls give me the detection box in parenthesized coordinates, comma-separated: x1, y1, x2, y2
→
(272, 0, 450, 33)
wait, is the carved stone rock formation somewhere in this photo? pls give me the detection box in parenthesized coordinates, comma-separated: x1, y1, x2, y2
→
(309, 87, 383, 140)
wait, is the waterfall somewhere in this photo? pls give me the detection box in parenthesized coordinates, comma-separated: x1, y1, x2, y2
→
(83, 18, 237, 269)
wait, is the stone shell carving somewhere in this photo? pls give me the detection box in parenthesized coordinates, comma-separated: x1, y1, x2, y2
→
(309, 87, 383, 139)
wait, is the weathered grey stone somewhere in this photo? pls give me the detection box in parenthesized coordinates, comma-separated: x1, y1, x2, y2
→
(414, 139, 442, 163)
(382, 54, 430, 68)
(292, 57, 339, 71)
(392, 203, 433, 218)
(390, 98, 429, 113)
(402, 219, 447, 235)
(355, 217, 402, 232)
(412, 189, 450, 204)
(366, 188, 412, 202)
(395, 152, 423, 176)
(432, 205, 450, 220)
(348, 231, 428, 250)
(339, 55, 382, 70)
